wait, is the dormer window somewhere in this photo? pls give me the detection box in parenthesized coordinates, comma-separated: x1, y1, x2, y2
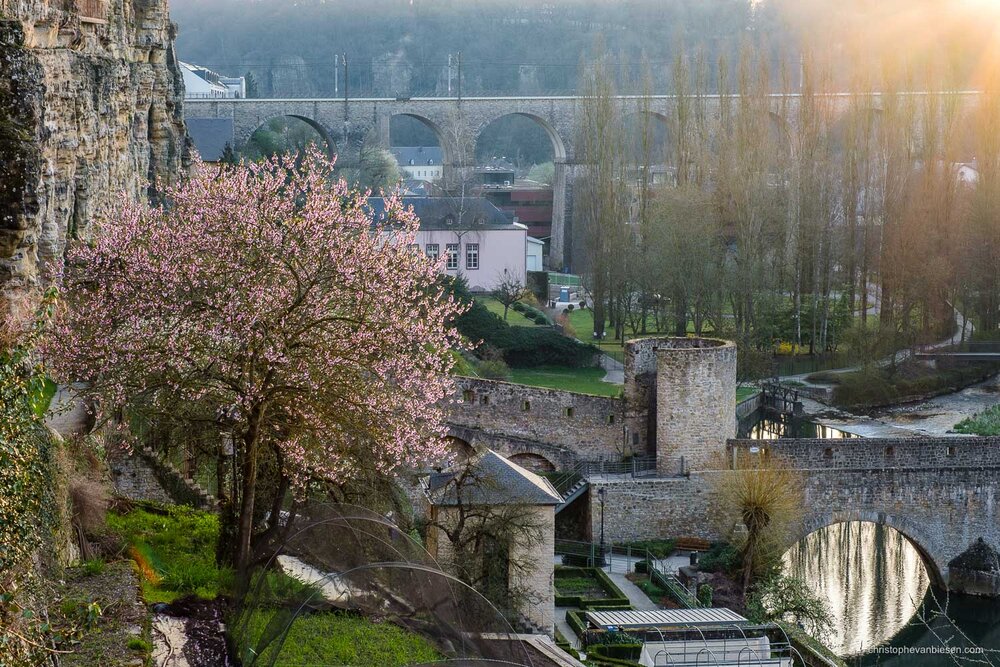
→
(444, 214, 456, 226)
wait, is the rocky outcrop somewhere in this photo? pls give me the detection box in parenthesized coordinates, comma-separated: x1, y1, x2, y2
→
(0, 0, 189, 299)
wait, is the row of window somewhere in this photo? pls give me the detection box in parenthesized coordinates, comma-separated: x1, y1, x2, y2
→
(423, 243, 479, 270)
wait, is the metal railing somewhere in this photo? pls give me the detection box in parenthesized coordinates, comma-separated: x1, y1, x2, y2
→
(553, 538, 699, 608)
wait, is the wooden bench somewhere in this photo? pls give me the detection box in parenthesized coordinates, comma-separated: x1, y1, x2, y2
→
(674, 537, 712, 552)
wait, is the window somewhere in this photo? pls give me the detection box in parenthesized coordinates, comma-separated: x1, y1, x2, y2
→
(607, 414, 616, 425)
(885, 446, 895, 458)
(462, 390, 474, 403)
(409, 243, 420, 253)
(480, 395, 490, 406)
(466, 243, 480, 270)
(947, 446, 956, 457)
(824, 448, 833, 459)
(564, 406, 574, 418)
(426, 243, 440, 260)
(446, 244, 459, 270)
(522, 400, 531, 412)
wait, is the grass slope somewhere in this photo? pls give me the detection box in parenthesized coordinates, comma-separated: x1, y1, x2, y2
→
(237, 610, 441, 666)
(509, 365, 621, 397)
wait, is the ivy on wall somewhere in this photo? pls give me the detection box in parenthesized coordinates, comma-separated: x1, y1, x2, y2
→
(0, 291, 57, 580)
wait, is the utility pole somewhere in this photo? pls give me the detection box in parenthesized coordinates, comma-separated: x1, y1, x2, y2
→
(456, 51, 462, 104)
(334, 54, 339, 96)
(343, 53, 350, 145)
(447, 53, 453, 94)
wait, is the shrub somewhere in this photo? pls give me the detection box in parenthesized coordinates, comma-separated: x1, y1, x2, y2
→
(955, 404, 1000, 436)
(499, 327, 598, 368)
(443, 276, 598, 368)
(477, 359, 511, 380)
(697, 583, 714, 607)
(699, 542, 739, 573)
(566, 304, 575, 312)
(832, 369, 899, 407)
(532, 313, 550, 325)
(580, 301, 587, 309)
(804, 370, 844, 385)
(70, 478, 109, 536)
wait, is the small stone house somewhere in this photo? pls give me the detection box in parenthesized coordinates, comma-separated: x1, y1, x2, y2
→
(424, 449, 561, 634)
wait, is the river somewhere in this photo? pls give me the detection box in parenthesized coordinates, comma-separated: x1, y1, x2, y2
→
(784, 521, 1000, 665)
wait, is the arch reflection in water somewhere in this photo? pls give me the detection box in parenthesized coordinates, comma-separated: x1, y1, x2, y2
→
(783, 521, 930, 657)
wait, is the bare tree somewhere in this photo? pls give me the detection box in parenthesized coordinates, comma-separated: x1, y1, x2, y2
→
(491, 269, 525, 320)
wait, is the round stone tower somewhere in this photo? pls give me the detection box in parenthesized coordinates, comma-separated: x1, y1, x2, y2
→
(652, 338, 737, 476)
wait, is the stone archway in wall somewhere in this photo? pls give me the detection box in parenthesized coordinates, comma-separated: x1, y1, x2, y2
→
(241, 114, 338, 160)
(793, 510, 948, 588)
(445, 436, 476, 461)
(507, 452, 556, 473)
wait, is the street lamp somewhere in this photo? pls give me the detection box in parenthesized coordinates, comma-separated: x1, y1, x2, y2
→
(597, 487, 607, 565)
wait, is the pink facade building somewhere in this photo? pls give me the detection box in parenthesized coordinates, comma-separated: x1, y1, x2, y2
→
(368, 197, 528, 292)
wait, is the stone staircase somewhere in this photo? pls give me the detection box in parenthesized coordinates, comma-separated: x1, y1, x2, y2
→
(555, 479, 589, 514)
(133, 445, 219, 511)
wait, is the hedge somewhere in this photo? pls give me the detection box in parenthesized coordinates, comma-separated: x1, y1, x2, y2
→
(565, 610, 588, 638)
(553, 567, 630, 609)
(447, 278, 597, 368)
(586, 643, 644, 666)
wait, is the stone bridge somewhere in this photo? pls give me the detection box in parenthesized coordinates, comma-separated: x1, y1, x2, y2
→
(589, 437, 999, 595)
(184, 92, 981, 268)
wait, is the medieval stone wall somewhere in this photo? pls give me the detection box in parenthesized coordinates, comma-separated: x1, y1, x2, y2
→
(0, 0, 188, 300)
(448, 378, 630, 462)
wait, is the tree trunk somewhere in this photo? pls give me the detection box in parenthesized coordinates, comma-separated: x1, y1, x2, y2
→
(236, 403, 264, 587)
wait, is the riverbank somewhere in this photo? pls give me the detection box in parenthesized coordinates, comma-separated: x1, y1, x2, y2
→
(799, 372, 1000, 438)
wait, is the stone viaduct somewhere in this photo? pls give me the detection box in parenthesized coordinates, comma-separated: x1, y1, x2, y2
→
(443, 336, 1000, 595)
(184, 92, 981, 269)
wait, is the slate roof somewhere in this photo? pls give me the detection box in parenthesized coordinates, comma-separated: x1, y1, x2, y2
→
(186, 118, 234, 162)
(426, 450, 562, 507)
(392, 146, 443, 166)
(367, 196, 517, 231)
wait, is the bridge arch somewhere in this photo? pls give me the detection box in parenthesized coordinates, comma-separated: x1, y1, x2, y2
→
(475, 112, 567, 165)
(792, 509, 947, 588)
(240, 114, 338, 160)
(390, 112, 456, 167)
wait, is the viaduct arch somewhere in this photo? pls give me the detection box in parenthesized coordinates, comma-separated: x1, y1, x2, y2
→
(186, 92, 981, 270)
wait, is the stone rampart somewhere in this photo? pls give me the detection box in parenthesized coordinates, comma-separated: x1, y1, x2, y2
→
(447, 377, 630, 463)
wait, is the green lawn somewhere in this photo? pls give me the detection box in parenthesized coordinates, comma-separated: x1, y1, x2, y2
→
(235, 610, 442, 666)
(737, 386, 759, 403)
(108, 505, 232, 603)
(480, 297, 543, 327)
(508, 365, 621, 397)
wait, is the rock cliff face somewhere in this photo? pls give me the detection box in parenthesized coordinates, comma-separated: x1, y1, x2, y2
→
(0, 0, 188, 299)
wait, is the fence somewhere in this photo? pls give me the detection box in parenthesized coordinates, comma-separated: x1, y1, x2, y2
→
(553, 538, 699, 608)
(549, 457, 657, 494)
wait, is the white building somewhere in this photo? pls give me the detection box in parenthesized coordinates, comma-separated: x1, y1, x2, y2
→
(392, 147, 444, 182)
(181, 62, 246, 99)
(527, 236, 545, 272)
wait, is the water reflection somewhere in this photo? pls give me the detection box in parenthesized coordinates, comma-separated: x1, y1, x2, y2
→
(740, 410, 859, 439)
(783, 521, 930, 657)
